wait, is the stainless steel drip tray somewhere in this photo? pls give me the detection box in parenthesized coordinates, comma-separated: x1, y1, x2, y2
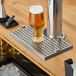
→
(10, 25, 72, 60)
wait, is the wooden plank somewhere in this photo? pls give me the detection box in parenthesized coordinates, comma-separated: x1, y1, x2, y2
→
(0, 0, 76, 76)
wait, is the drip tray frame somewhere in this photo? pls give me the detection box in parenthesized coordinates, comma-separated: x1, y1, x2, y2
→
(10, 25, 73, 60)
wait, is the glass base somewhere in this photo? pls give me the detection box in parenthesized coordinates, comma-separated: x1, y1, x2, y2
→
(32, 37, 43, 43)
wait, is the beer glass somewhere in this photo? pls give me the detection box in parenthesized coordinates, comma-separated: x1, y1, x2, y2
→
(29, 5, 45, 42)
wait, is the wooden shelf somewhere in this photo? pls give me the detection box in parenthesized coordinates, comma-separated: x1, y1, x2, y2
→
(0, 0, 76, 76)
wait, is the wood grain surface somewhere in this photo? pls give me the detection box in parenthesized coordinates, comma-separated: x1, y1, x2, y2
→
(0, 0, 76, 76)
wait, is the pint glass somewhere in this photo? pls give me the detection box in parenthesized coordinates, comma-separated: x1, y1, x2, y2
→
(29, 5, 45, 42)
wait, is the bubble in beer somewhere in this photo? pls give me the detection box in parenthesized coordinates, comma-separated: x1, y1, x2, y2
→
(30, 5, 43, 14)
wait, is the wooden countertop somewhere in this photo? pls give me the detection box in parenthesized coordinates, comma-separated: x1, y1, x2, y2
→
(0, 0, 76, 76)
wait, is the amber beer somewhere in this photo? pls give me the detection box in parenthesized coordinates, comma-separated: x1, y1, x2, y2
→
(29, 5, 45, 42)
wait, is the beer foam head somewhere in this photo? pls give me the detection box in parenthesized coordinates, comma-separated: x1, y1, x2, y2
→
(30, 5, 43, 14)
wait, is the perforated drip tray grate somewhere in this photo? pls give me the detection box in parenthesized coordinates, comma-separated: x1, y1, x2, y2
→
(10, 25, 72, 60)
